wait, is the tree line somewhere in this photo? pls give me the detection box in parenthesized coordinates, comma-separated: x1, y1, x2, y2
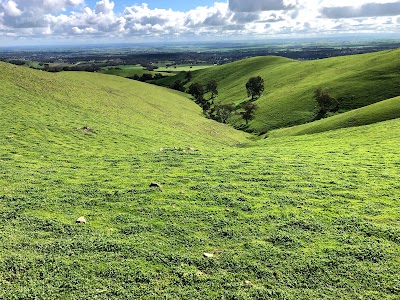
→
(183, 75, 264, 126)
(178, 71, 339, 128)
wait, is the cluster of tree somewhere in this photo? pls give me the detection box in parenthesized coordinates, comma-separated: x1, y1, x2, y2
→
(6, 59, 26, 66)
(129, 73, 166, 82)
(186, 76, 263, 126)
(38, 64, 101, 73)
(60, 65, 100, 72)
(140, 62, 159, 71)
(170, 80, 186, 92)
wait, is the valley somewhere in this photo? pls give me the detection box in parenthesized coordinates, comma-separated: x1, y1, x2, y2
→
(0, 49, 399, 299)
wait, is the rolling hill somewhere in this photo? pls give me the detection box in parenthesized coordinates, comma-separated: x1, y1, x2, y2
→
(0, 61, 249, 154)
(0, 62, 399, 299)
(156, 49, 400, 133)
(269, 95, 400, 137)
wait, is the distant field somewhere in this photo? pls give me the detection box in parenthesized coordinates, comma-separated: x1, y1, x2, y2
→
(100, 64, 214, 78)
(99, 65, 171, 78)
(1, 62, 399, 299)
(156, 65, 215, 72)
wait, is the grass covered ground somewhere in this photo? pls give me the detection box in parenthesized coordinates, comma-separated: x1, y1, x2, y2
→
(269, 95, 400, 137)
(0, 62, 399, 299)
(156, 49, 400, 134)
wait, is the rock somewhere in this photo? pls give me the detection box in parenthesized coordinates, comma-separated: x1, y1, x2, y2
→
(149, 182, 163, 190)
(76, 216, 86, 224)
(203, 252, 214, 258)
(186, 147, 195, 151)
(244, 280, 252, 286)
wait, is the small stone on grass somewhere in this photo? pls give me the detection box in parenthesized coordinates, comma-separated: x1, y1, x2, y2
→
(76, 216, 86, 224)
(149, 182, 163, 190)
(244, 280, 252, 286)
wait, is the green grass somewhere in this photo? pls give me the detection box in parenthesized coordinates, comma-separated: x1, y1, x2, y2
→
(156, 49, 400, 133)
(269, 95, 400, 137)
(0, 62, 399, 299)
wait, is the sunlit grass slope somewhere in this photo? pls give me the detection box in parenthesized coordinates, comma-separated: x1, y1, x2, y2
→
(157, 49, 400, 133)
(0, 61, 248, 154)
(269, 95, 400, 137)
(0, 63, 399, 299)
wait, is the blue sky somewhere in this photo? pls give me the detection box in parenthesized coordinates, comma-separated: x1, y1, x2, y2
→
(1, 0, 400, 46)
(84, 0, 217, 12)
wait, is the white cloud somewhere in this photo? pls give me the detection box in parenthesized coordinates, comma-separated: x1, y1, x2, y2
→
(95, 0, 114, 15)
(0, 0, 399, 41)
(229, 0, 298, 12)
(320, 2, 400, 18)
(3, 0, 22, 17)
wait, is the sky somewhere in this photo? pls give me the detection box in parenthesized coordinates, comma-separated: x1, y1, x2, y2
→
(0, 0, 400, 46)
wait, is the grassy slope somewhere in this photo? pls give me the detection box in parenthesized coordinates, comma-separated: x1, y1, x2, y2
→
(0, 62, 248, 153)
(269, 95, 400, 137)
(0, 63, 399, 299)
(157, 49, 400, 133)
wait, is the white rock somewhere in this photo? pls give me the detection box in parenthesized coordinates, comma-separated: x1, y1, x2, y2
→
(76, 216, 86, 224)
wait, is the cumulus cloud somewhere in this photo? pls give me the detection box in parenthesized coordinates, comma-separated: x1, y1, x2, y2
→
(321, 2, 400, 18)
(3, 0, 22, 17)
(0, 0, 400, 41)
(95, 0, 114, 15)
(229, 0, 297, 12)
(1, 0, 84, 28)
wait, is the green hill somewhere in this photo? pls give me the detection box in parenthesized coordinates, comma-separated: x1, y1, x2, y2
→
(0, 62, 399, 299)
(157, 49, 400, 133)
(0, 61, 248, 154)
(269, 95, 400, 137)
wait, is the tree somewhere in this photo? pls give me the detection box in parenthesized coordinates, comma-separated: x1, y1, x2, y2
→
(185, 71, 192, 82)
(170, 80, 185, 92)
(188, 83, 205, 102)
(206, 80, 219, 99)
(139, 73, 153, 82)
(154, 73, 164, 80)
(246, 76, 265, 101)
(242, 101, 257, 124)
(314, 88, 338, 115)
(212, 104, 235, 123)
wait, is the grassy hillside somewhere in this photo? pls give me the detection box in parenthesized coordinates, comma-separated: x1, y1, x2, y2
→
(157, 49, 400, 133)
(0, 62, 248, 153)
(269, 95, 400, 137)
(1, 63, 399, 299)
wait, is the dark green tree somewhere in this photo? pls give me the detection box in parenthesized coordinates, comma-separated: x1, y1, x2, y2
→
(185, 71, 193, 82)
(314, 88, 338, 115)
(246, 76, 265, 101)
(206, 80, 219, 99)
(242, 101, 257, 124)
(170, 80, 186, 92)
(212, 104, 235, 123)
(188, 83, 205, 102)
